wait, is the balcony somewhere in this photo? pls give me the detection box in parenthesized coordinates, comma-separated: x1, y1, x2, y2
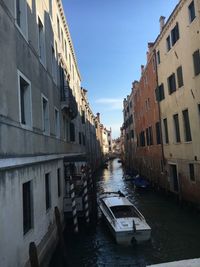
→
(61, 86, 78, 119)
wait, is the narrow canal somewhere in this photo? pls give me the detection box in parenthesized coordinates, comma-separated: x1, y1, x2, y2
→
(50, 158, 200, 267)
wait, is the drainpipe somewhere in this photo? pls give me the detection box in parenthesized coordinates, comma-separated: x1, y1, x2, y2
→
(153, 49, 165, 189)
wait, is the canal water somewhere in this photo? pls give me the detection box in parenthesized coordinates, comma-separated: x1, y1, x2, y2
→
(50, 158, 200, 267)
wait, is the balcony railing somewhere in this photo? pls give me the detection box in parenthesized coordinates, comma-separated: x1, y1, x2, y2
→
(61, 85, 78, 119)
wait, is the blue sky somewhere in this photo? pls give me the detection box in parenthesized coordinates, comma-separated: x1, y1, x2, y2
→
(63, 0, 178, 138)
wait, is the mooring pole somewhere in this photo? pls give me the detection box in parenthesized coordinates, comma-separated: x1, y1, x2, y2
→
(29, 242, 39, 267)
(70, 176, 79, 233)
(83, 173, 90, 225)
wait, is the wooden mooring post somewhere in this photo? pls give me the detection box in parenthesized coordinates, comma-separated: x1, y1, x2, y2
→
(29, 242, 39, 267)
(54, 206, 69, 266)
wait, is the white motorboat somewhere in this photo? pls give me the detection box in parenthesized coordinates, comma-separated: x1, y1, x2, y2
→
(99, 191, 151, 245)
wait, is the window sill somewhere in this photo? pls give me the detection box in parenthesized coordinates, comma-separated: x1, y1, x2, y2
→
(184, 141, 192, 144)
(23, 228, 34, 239)
(21, 123, 33, 131)
(15, 22, 28, 43)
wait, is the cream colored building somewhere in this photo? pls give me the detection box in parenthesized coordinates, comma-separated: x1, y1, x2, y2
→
(122, 82, 137, 171)
(155, 0, 200, 203)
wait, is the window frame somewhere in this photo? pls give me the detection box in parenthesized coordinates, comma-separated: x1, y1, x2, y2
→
(177, 66, 184, 88)
(182, 109, 192, 142)
(41, 94, 50, 135)
(188, 1, 196, 23)
(22, 180, 33, 235)
(17, 70, 32, 129)
(167, 73, 176, 94)
(15, 0, 28, 40)
(45, 173, 51, 211)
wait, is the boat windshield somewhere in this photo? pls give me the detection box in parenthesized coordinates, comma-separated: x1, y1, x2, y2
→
(110, 205, 140, 218)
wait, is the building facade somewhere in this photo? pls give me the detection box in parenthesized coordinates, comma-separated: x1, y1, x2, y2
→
(123, 0, 200, 205)
(0, 0, 102, 266)
(155, 0, 200, 202)
(122, 84, 136, 171)
(133, 45, 164, 185)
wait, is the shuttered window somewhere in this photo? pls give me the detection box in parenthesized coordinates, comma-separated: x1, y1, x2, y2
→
(193, 50, 200, 76)
(173, 114, 181, 143)
(182, 109, 192, 142)
(167, 73, 176, 94)
(177, 66, 184, 88)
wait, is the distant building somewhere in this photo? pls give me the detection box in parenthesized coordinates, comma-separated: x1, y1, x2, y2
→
(122, 84, 136, 171)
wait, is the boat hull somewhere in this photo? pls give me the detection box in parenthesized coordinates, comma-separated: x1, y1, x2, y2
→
(101, 209, 151, 245)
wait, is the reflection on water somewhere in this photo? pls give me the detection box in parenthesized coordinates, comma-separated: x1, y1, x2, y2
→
(50, 159, 200, 267)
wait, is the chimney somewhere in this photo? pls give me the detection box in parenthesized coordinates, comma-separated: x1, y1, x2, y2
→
(96, 112, 100, 122)
(159, 16, 165, 32)
(141, 65, 144, 74)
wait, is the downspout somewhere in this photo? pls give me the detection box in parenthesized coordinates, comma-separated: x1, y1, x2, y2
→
(153, 49, 165, 188)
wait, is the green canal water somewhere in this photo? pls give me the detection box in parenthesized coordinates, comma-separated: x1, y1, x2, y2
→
(49, 158, 200, 267)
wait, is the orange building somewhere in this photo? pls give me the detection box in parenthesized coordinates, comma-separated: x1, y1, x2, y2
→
(133, 43, 165, 187)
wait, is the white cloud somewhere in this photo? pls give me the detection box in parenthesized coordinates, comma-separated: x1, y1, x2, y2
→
(95, 98, 123, 110)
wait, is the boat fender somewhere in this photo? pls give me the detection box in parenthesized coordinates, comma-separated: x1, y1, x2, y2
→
(133, 220, 136, 233)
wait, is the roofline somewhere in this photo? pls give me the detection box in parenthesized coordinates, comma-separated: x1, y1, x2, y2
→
(57, 0, 81, 81)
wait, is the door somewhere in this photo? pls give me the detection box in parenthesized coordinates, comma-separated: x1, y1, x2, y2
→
(170, 164, 179, 192)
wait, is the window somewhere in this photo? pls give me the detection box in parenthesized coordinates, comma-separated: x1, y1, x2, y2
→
(156, 122, 161, 144)
(23, 181, 33, 234)
(188, 1, 195, 23)
(193, 50, 200, 76)
(140, 131, 145, 146)
(182, 109, 192, 141)
(81, 110, 86, 124)
(57, 16, 60, 40)
(38, 17, 45, 64)
(57, 169, 61, 197)
(149, 126, 153, 145)
(70, 122, 75, 142)
(157, 50, 160, 64)
(55, 42, 58, 83)
(177, 66, 184, 88)
(42, 96, 49, 134)
(146, 128, 149, 146)
(82, 133, 86, 146)
(171, 23, 179, 46)
(79, 132, 82, 144)
(18, 72, 32, 127)
(63, 117, 69, 141)
(156, 83, 165, 101)
(189, 163, 195, 181)
(166, 35, 171, 51)
(167, 73, 176, 94)
(45, 173, 51, 210)
(51, 45, 57, 81)
(49, 0, 52, 18)
(15, 0, 27, 37)
(163, 118, 169, 144)
(173, 114, 181, 142)
(55, 108, 60, 138)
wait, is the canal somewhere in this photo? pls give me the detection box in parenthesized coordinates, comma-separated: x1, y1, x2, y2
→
(50, 158, 200, 267)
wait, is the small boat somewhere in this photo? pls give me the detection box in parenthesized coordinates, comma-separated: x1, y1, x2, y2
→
(133, 176, 150, 189)
(99, 191, 151, 245)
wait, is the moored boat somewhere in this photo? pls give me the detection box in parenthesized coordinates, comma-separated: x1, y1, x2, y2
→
(99, 191, 151, 245)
